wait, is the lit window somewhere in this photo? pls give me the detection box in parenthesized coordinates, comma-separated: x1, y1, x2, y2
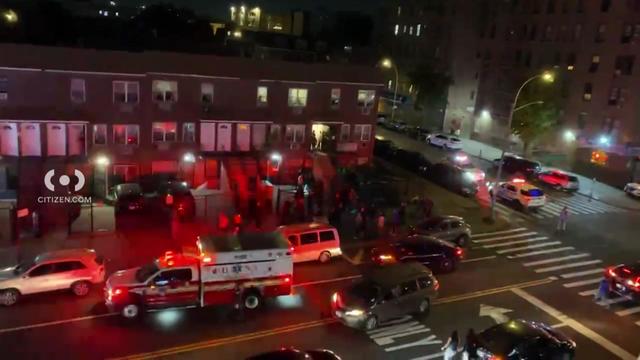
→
(182, 123, 195, 143)
(152, 122, 177, 142)
(417, 24, 422, 36)
(113, 81, 139, 104)
(387, 80, 393, 89)
(269, 124, 281, 143)
(285, 124, 305, 143)
(257, 86, 268, 106)
(583, 83, 593, 101)
(397, 6, 401, 16)
(93, 124, 107, 145)
(152, 80, 178, 103)
(288, 88, 308, 107)
(409, 26, 413, 35)
(330, 88, 341, 109)
(113, 124, 139, 145)
(357, 90, 376, 108)
(201, 83, 214, 104)
(403, 25, 407, 33)
(394, 24, 399, 35)
(70, 78, 86, 103)
(354, 124, 372, 141)
(0, 76, 7, 101)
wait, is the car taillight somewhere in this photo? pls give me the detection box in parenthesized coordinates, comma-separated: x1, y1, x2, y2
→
(284, 276, 291, 283)
(607, 267, 616, 278)
(627, 278, 640, 288)
(434, 279, 440, 291)
(107, 287, 125, 301)
(332, 292, 343, 308)
(455, 247, 463, 257)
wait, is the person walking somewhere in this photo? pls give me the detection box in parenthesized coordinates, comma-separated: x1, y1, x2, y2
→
(441, 330, 459, 360)
(594, 277, 612, 309)
(557, 206, 569, 232)
(391, 208, 401, 235)
(462, 328, 478, 360)
(377, 212, 386, 237)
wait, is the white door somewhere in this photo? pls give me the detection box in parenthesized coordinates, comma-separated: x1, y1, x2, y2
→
(0, 122, 18, 156)
(236, 123, 250, 151)
(216, 123, 232, 152)
(200, 123, 216, 151)
(47, 123, 67, 156)
(20, 123, 41, 156)
(252, 124, 266, 150)
(68, 124, 85, 156)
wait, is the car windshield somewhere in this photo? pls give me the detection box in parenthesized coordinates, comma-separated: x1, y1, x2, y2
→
(13, 260, 35, 275)
(345, 281, 380, 305)
(135, 262, 160, 283)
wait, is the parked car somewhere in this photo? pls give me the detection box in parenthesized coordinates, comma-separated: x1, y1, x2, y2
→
(426, 134, 463, 150)
(427, 162, 479, 196)
(247, 348, 342, 360)
(0, 249, 106, 306)
(489, 179, 546, 211)
(493, 154, 542, 179)
(371, 236, 464, 272)
(624, 183, 640, 198)
(476, 320, 576, 360)
(151, 180, 196, 220)
(443, 153, 486, 182)
(605, 262, 640, 302)
(406, 126, 431, 141)
(331, 262, 438, 330)
(409, 216, 472, 247)
(277, 223, 341, 263)
(373, 139, 398, 160)
(110, 183, 145, 215)
(396, 149, 431, 173)
(376, 115, 387, 126)
(389, 120, 408, 132)
(538, 170, 580, 191)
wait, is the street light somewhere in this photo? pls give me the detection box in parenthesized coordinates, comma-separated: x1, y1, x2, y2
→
(563, 130, 576, 142)
(2, 9, 18, 24)
(380, 57, 399, 123)
(491, 70, 555, 221)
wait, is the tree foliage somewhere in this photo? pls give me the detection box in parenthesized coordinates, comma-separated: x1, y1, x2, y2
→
(407, 62, 452, 111)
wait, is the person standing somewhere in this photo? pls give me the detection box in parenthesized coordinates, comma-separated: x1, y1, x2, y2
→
(441, 330, 459, 360)
(594, 277, 612, 308)
(391, 208, 401, 235)
(377, 212, 386, 237)
(462, 328, 478, 360)
(557, 206, 569, 232)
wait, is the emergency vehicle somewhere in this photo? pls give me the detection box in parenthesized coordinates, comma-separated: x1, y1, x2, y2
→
(489, 178, 546, 210)
(104, 232, 293, 319)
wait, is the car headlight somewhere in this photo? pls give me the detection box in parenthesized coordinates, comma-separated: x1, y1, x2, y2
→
(464, 172, 475, 181)
(345, 309, 365, 317)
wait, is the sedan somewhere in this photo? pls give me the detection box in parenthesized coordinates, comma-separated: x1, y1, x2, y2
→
(409, 215, 471, 247)
(605, 262, 640, 302)
(624, 183, 640, 198)
(246, 348, 342, 360)
(538, 170, 580, 191)
(427, 134, 462, 150)
(371, 236, 464, 273)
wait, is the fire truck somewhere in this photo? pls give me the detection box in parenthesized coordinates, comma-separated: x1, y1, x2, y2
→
(104, 233, 293, 319)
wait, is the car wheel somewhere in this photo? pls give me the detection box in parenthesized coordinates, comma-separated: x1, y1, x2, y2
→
(440, 258, 455, 273)
(0, 288, 20, 306)
(121, 303, 141, 319)
(416, 299, 431, 317)
(456, 235, 470, 247)
(318, 251, 331, 263)
(364, 315, 378, 331)
(243, 290, 262, 310)
(426, 139, 432, 145)
(71, 281, 91, 297)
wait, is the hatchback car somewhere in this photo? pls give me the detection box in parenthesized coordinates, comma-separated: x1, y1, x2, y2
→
(538, 170, 580, 192)
(427, 134, 463, 150)
(605, 262, 640, 302)
(409, 216, 472, 247)
(247, 348, 342, 360)
(476, 319, 576, 360)
(371, 236, 464, 273)
(0, 248, 105, 306)
(331, 262, 438, 331)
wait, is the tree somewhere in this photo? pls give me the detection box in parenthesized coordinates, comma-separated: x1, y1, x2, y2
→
(407, 62, 452, 111)
(511, 80, 562, 155)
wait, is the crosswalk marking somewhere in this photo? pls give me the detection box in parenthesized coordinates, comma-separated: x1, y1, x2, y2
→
(473, 232, 538, 243)
(483, 237, 548, 249)
(534, 260, 602, 273)
(524, 253, 590, 267)
(616, 306, 640, 316)
(561, 268, 604, 279)
(579, 289, 597, 296)
(410, 352, 445, 360)
(496, 241, 562, 254)
(563, 277, 603, 288)
(507, 246, 575, 259)
(471, 227, 527, 238)
(597, 297, 629, 306)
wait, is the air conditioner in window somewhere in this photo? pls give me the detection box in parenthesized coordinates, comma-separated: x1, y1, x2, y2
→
(0, 93, 7, 101)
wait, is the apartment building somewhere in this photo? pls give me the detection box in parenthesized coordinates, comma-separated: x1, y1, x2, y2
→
(0, 44, 382, 220)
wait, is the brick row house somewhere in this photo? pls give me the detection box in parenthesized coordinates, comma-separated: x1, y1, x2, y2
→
(0, 44, 382, 233)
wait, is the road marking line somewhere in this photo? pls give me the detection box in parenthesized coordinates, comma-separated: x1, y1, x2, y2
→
(410, 352, 445, 360)
(635, 320, 640, 327)
(563, 277, 602, 288)
(578, 289, 597, 296)
(432, 278, 554, 305)
(0, 313, 117, 335)
(483, 236, 548, 249)
(293, 275, 361, 288)
(560, 268, 604, 279)
(511, 288, 636, 360)
(471, 227, 527, 238)
(496, 241, 562, 254)
(534, 260, 602, 273)
(473, 232, 538, 243)
(461, 255, 497, 263)
(524, 253, 590, 267)
(598, 297, 629, 306)
(368, 322, 421, 337)
(507, 246, 575, 259)
(616, 306, 640, 316)
(551, 323, 569, 329)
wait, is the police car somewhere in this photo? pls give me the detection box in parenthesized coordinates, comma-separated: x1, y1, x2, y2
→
(489, 178, 546, 210)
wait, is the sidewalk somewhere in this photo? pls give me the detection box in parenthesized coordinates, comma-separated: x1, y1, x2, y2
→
(462, 138, 640, 211)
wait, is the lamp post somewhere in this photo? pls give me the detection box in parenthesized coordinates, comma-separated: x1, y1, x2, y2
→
(381, 58, 399, 122)
(490, 70, 554, 221)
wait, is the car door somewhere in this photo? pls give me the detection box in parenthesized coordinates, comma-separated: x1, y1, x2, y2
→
(398, 279, 421, 314)
(299, 231, 320, 261)
(377, 286, 402, 322)
(435, 220, 453, 241)
(147, 268, 198, 308)
(47, 261, 87, 290)
(24, 263, 57, 294)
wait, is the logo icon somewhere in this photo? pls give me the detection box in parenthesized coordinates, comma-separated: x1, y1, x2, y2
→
(44, 169, 85, 192)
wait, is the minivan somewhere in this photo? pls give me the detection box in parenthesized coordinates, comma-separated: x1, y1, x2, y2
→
(331, 262, 439, 330)
(276, 223, 342, 264)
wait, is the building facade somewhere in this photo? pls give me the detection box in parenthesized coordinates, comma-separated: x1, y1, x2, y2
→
(0, 44, 382, 229)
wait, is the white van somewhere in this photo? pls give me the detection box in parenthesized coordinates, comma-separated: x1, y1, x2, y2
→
(276, 223, 342, 264)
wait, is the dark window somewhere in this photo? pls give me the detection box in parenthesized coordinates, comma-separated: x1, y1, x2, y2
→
(417, 277, 433, 289)
(533, 0, 541, 13)
(547, 0, 556, 13)
(601, 0, 612, 12)
(470, 91, 475, 100)
(543, 25, 553, 41)
(554, 51, 562, 65)
(319, 230, 335, 242)
(566, 52, 576, 67)
(589, 55, 600, 73)
(622, 24, 633, 43)
(529, 24, 538, 40)
(300, 232, 319, 245)
(583, 83, 593, 101)
(288, 235, 299, 246)
(489, 23, 496, 38)
(577, 0, 584, 12)
(156, 269, 192, 284)
(55, 261, 86, 272)
(561, 0, 569, 13)
(608, 87, 621, 105)
(577, 112, 588, 129)
(400, 280, 419, 296)
(524, 51, 532, 67)
(615, 55, 635, 75)
(573, 24, 582, 40)
(595, 24, 606, 42)
(29, 264, 54, 277)
(515, 50, 523, 64)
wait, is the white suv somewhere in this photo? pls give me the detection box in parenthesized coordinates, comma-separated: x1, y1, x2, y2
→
(490, 179, 547, 210)
(427, 134, 463, 150)
(0, 248, 106, 306)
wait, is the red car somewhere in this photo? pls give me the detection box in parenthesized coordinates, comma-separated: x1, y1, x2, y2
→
(605, 263, 640, 302)
(537, 170, 580, 192)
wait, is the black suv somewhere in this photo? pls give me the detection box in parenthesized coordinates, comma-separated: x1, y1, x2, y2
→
(477, 320, 576, 359)
(371, 236, 464, 273)
(493, 155, 542, 179)
(427, 162, 478, 196)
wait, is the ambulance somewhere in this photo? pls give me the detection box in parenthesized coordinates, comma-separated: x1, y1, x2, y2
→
(104, 232, 293, 319)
